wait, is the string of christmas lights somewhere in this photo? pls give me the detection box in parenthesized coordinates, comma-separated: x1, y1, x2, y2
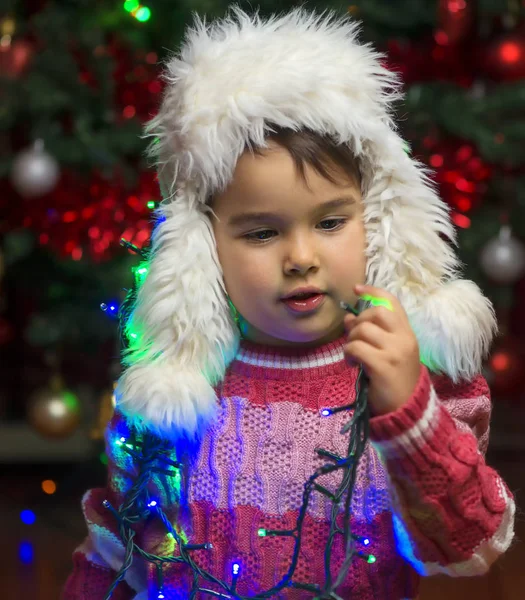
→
(103, 242, 374, 599)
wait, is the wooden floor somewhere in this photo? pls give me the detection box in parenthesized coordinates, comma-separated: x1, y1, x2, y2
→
(1, 449, 523, 600)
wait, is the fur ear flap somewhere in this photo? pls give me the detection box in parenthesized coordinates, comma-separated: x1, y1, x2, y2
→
(360, 135, 497, 383)
(115, 362, 222, 441)
(116, 194, 240, 440)
(406, 279, 498, 384)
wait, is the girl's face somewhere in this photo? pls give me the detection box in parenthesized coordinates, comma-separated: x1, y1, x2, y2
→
(211, 142, 367, 348)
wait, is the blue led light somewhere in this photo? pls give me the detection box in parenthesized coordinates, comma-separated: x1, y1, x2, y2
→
(321, 408, 331, 417)
(19, 541, 34, 563)
(363, 538, 370, 546)
(148, 500, 158, 507)
(20, 510, 36, 525)
(232, 563, 240, 575)
(100, 300, 120, 318)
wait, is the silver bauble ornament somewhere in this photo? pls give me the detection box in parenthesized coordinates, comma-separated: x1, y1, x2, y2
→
(10, 139, 59, 198)
(480, 225, 525, 285)
(27, 375, 81, 439)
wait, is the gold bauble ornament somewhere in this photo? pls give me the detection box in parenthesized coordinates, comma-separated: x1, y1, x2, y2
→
(27, 375, 81, 439)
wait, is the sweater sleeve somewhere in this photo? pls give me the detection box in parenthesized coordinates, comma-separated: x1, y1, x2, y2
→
(368, 363, 516, 577)
(61, 411, 160, 600)
(61, 534, 137, 600)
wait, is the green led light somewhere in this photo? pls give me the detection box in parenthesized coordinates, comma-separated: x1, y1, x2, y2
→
(358, 293, 393, 312)
(132, 265, 149, 287)
(62, 391, 79, 411)
(123, 0, 139, 12)
(367, 554, 376, 564)
(135, 6, 151, 22)
(257, 528, 267, 537)
(147, 200, 156, 210)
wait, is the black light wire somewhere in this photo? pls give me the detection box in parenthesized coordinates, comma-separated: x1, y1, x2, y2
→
(106, 239, 373, 599)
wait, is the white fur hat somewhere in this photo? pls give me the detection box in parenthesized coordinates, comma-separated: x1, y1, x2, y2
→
(116, 5, 497, 441)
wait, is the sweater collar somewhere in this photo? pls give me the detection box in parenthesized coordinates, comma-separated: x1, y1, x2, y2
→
(227, 333, 350, 381)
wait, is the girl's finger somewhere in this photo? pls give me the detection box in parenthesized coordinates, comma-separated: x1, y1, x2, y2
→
(347, 321, 389, 351)
(343, 313, 356, 331)
(343, 340, 383, 375)
(353, 305, 398, 334)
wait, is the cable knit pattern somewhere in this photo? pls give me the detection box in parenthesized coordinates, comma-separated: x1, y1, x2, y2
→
(62, 335, 515, 600)
(368, 365, 515, 577)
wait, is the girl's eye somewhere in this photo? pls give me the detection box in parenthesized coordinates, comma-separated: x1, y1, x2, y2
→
(243, 218, 348, 243)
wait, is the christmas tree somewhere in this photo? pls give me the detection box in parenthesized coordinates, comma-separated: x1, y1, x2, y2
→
(1, 0, 525, 445)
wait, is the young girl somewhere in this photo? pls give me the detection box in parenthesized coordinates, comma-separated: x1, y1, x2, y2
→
(63, 6, 515, 600)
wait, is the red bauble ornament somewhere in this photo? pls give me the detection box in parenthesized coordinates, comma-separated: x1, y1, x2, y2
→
(481, 26, 525, 81)
(485, 334, 525, 397)
(436, 0, 476, 46)
(0, 39, 33, 78)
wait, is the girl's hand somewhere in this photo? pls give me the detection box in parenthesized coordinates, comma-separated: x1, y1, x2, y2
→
(343, 284, 422, 416)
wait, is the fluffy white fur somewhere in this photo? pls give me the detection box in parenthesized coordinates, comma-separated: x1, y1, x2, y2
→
(116, 5, 498, 441)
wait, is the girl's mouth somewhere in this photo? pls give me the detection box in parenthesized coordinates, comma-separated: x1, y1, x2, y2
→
(281, 293, 326, 314)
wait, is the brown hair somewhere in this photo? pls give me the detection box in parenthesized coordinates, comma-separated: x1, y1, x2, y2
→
(251, 124, 362, 189)
(207, 125, 362, 208)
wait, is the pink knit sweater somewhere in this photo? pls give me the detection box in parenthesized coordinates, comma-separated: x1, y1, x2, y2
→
(62, 334, 515, 600)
